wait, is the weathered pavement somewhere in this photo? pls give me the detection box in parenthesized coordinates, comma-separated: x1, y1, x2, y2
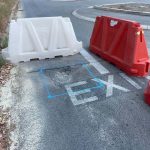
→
(5, 0, 150, 149)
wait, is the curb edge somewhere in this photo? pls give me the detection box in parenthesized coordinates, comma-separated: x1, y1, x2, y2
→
(72, 8, 150, 30)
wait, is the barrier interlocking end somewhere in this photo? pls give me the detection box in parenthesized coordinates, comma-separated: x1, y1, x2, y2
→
(144, 80, 150, 105)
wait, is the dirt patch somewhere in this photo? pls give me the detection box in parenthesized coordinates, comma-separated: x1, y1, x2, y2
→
(0, 63, 13, 86)
(0, 62, 14, 149)
(0, 107, 15, 150)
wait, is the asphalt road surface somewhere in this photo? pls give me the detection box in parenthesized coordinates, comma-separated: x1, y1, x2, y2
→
(13, 0, 150, 149)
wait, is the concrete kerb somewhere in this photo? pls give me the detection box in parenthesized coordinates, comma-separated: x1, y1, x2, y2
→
(72, 6, 150, 30)
(94, 7, 150, 17)
(17, 1, 24, 18)
(94, 2, 150, 17)
(72, 8, 95, 22)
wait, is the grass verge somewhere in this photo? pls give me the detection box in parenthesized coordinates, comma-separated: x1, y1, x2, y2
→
(0, 0, 17, 34)
(0, 0, 18, 68)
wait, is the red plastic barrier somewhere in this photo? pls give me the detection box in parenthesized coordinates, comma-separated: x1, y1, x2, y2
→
(90, 16, 150, 76)
(144, 81, 150, 105)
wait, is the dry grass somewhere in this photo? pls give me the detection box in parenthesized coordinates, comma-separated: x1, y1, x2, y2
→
(0, 0, 17, 34)
(0, 0, 17, 68)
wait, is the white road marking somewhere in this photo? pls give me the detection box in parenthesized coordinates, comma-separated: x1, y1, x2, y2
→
(92, 76, 130, 97)
(73, 96, 98, 106)
(120, 73, 142, 89)
(72, 9, 95, 22)
(72, 8, 150, 30)
(65, 75, 130, 105)
(96, 2, 136, 6)
(65, 81, 98, 105)
(80, 49, 109, 75)
(106, 75, 114, 97)
(146, 76, 150, 80)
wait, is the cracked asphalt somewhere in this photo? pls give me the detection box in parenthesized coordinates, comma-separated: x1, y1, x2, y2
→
(4, 0, 150, 149)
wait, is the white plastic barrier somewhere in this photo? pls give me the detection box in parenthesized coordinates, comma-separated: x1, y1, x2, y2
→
(2, 17, 82, 63)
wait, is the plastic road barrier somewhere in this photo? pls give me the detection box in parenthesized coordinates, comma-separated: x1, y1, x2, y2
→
(144, 80, 150, 105)
(90, 16, 150, 77)
(2, 17, 82, 63)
